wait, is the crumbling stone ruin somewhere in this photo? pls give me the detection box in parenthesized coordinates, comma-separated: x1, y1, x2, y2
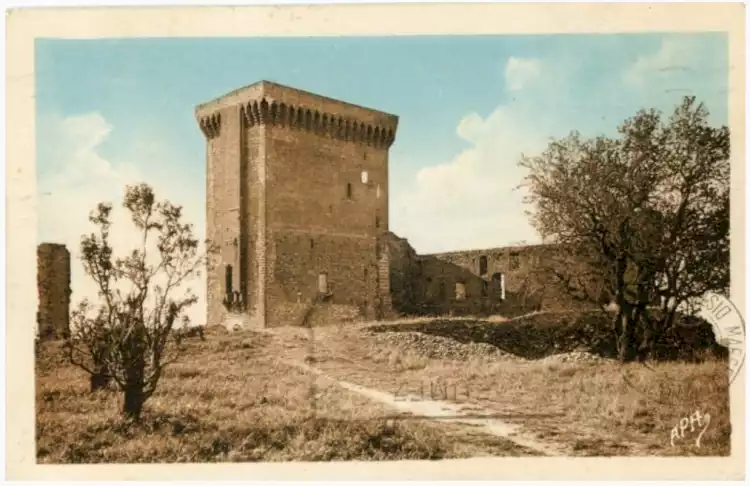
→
(387, 234, 604, 318)
(196, 81, 602, 328)
(37, 243, 71, 339)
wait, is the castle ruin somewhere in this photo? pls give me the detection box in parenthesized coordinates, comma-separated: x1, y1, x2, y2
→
(197, 81, 596, 328)
(37, 243, 71, 339)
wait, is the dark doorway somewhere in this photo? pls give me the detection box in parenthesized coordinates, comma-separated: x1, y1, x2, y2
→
(479, 255, 488, 276)
(225, 264, 233, 296)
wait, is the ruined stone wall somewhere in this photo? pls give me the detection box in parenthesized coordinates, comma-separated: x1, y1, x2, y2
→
(387, 235, 600, 318)
(387, 232, 422, 314)
(198, 81, 398, 328)
(37, 243, 71, 339)
(430, 245, 606, 312)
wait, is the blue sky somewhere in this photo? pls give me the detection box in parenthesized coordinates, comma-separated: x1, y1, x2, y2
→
(35, 34, 728, 322)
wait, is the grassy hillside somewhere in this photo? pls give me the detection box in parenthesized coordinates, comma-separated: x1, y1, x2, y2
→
(36, 311, 732, 462)
(35, 327, 535, 463)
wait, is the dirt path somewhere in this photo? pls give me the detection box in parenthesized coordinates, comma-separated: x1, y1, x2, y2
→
(287, 359, 567, 456)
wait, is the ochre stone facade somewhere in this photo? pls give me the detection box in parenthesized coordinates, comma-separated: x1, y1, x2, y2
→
(37, 243, 71, 339)
(198, 81, 595, 328)
(197, 81, 397, 328)
(387, 234, 603, 318)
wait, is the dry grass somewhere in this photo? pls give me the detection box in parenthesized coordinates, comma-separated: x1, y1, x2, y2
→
(37, 313, 732, 462)
(308, 325, 732, 457)
(35, 327, 533, 463)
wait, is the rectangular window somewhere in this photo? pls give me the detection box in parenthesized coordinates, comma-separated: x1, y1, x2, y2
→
(509, 253, 520, 270)
(346, 183, 352, 199)
(479, 255, 488, 276)
(455, 282, 467, 301)
(318, 273, 328, 294)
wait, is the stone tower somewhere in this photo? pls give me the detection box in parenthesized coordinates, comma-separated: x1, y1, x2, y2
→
(196, 81, 398, 328)
(37, 243, 71, 339)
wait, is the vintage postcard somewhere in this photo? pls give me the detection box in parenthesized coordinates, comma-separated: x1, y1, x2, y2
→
(5, 2, 747, 481)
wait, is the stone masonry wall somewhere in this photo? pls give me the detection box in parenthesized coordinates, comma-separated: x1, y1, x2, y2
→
(387, 234, 601, 318)
(263, 97, 392, 327)
(198, 81, 398, 328)
(37, 243, 71, 339)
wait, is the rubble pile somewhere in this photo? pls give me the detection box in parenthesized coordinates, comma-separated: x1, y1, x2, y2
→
(369, 331, 524, 362)
(539, 350, 610, 365)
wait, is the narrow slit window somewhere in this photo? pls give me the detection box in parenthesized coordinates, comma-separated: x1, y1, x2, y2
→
(492, 272, 505, 300)
(225, 264, 233, 296)
(479, 255, 488, 276)
(318, 272, 328, 294)
(346, 183, 352, 199)
(510, 253, 520, 270)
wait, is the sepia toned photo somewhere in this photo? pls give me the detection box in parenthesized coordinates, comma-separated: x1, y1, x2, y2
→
(5, 3, 746, 481)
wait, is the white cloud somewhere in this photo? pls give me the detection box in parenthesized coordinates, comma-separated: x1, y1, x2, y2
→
(389, 55, 573, 254)
(38, 113, 206, 327)
(391, 98, 552, 254)
(504, 57, 542, 92)
(624, 38, 703, 89)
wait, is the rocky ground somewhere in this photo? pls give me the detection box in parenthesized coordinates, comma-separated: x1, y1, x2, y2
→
(366, 328, 610, 365)
(367, 330, 526, 362)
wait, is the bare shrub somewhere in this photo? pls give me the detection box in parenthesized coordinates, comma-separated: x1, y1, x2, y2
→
(65, 183, 213, 420)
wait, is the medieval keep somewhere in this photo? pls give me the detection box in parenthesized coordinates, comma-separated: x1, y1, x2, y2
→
(197, 81, 397, 328)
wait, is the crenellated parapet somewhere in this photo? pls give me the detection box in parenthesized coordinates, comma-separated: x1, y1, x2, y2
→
(198, 112, 222, 139)
(238, 98, 396, 149)
(195, 80, 399, 149)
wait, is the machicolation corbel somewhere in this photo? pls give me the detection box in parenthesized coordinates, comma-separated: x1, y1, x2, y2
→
(199, 112, 222, 139)
(238, 97, 396, 149)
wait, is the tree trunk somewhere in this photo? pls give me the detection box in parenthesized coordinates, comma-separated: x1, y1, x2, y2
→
(636, 324, 652, 362)
(90, 372, 109, 392)
(122, 385, 145, 420)
(615, 311, 637, 362)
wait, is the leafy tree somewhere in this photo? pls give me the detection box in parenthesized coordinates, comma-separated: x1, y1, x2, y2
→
(65, 184, 211, 419)
(519, 97, 730, 362)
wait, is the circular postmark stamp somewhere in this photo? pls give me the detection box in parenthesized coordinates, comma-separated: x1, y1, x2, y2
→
(621, 292, 745, 403)
(698, 292, 746, 385)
